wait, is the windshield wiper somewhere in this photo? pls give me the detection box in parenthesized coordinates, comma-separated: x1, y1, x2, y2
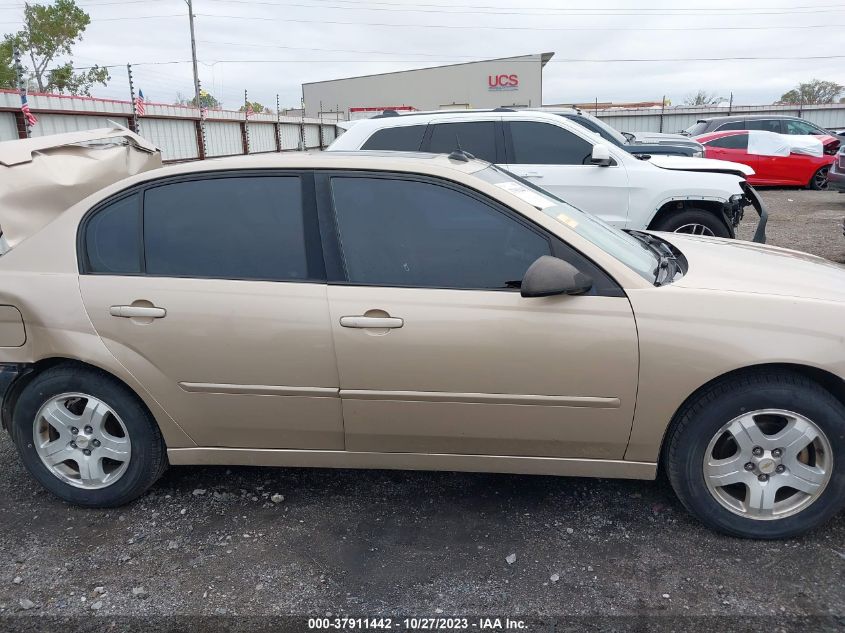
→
(628, 231, 679, 286)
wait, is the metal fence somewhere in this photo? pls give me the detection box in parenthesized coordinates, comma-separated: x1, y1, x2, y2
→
(591, 103, 845, 134)
(0, 89, 340, 161)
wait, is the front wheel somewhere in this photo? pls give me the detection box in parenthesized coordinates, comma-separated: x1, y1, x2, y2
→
(808, 165, 829, 190)
(10, 364, 167, 507)
(665, 370, 845, 539)
(651, 208, 731, 238)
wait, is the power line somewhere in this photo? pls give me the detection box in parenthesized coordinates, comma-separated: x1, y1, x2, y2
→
(194, 12, 845, 30)
(68, 53, 845, 71)
(200, 0, 845, 14)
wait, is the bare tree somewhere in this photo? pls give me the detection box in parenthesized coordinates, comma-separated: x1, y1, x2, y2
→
(683, 90, 724, 106)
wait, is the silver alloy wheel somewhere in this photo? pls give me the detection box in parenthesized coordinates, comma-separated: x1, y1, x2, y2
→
(674, 223, 716, 236)
(814, 166, 829, 190)
(703, 409, 832, 520)
(33, 392, 131, 489)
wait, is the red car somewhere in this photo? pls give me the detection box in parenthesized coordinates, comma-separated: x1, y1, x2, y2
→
(697, 130, 836, 189)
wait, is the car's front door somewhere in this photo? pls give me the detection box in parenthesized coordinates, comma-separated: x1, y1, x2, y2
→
(319, 173, 639, 459)
(704, 133, 760, 179)
(78, 172, 343, 449)
(503, 120, 631, 227)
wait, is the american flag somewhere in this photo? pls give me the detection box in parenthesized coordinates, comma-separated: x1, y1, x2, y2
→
(245, 104, 254, 119)
(134, 89, 146, 116)
(20, 94, 37, 127)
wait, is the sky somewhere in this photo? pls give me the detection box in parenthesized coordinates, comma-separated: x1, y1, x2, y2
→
(0, 0, 843, 111)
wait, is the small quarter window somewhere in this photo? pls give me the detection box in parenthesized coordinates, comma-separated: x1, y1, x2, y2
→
(85, 193, 141, 274)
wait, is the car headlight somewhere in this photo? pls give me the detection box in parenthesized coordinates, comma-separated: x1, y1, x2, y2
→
(693, 150, 703, 158)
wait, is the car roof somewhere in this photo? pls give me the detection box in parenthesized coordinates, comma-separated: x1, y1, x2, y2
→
(91, 150, 498, 199)
(697, 114, 805, 123)
(357, 108, 571, 124)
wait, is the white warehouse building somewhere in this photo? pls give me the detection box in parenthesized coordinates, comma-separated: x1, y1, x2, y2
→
(302, 53, 554, 119)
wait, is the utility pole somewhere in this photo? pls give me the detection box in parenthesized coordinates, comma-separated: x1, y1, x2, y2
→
(185, 0, 201, 111)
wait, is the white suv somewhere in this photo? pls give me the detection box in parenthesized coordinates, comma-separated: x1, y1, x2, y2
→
(329, 110, 764, 239)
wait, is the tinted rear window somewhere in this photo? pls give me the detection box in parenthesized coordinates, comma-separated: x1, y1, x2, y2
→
(85, 193, 141, 274)
(428, 121, 497, 162)
(706, 134, 748, 150)
(361, 125, 426, 151)
(143, 176, 312, 281)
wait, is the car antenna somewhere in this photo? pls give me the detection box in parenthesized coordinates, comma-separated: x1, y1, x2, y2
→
(448, 135, 475, 162)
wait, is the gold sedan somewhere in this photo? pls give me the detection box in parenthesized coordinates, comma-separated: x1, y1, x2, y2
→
(1, 130, 843, 539)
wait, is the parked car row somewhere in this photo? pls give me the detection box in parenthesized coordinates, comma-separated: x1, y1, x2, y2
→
(683, 114, 843, 150)
(0, 122, 842, 542)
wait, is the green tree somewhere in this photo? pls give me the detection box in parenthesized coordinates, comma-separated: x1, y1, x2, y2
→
(683, 90, 724, 106)
(0, 39, 16, 89)
(239, 101, 271, 114)
(779, 79, 844, 105)
(177, 91, 221, 109)
(0, 0, 109, 95)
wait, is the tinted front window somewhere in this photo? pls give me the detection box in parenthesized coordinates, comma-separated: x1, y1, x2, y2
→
(428, 121, 497, 162)
(745, 119, 782, 133)
(361, 125, 425, 151)
(144, 176, 311, 281)
(509, 122, 593, 165)
(785, 120, 823, 135)
(330, 177, 550, 289)
(707, 134, 748, 150)
(85, 194, 141, 274)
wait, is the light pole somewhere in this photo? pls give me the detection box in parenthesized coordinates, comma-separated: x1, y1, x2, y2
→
(185, 0, 201, 111)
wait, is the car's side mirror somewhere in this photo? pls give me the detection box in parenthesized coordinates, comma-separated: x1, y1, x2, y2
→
(520, 256, 593, 298)
(590, 144, 613, 166)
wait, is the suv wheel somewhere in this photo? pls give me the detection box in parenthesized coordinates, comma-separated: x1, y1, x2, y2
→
(665, 370, 845, 539)
(10, 364, 167, 507)
(652, 209, 731, 238)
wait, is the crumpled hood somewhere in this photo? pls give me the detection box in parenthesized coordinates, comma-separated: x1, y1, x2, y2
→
(647, 154, 754, 177)
(659, 232, 845, 303)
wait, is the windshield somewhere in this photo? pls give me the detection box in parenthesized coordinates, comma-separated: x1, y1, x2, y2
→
(683, 121, 709, 136)
(575, 112, 628, 146)
(475, 165, 659, 281)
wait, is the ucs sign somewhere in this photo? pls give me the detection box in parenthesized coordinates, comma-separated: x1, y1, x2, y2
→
(488, 74, 519, 91)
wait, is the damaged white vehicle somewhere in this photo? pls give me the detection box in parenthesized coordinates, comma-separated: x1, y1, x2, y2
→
(328, 109, 767, 241)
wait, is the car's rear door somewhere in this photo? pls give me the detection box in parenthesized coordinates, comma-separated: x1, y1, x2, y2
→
(502, 120, 631, 227)
(318, 171, 639, 459)
(77, 171, 343, 449)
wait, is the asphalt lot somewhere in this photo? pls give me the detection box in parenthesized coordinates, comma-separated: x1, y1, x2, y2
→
(1, 188, 844, 630)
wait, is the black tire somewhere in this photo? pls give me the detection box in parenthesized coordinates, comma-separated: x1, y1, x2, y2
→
(665, 369, 845, 539)
(9, 363, 167, 507)
(808, 165, 829, 190)
(652, 208, 732, 238)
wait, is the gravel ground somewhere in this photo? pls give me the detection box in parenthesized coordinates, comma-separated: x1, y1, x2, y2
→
(1, 188, 844, 631)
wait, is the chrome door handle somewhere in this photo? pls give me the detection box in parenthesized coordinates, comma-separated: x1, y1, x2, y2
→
(520, 172, 543, 179)
(109, 305, 167, 318)
(340, 316, 403, 329)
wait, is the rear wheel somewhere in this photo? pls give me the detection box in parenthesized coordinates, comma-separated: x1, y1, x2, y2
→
(665, 370, 845, 539)
(10, 364, 167, 507)
(808, 165, 829, 190)
(652, 208, 731, 238)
